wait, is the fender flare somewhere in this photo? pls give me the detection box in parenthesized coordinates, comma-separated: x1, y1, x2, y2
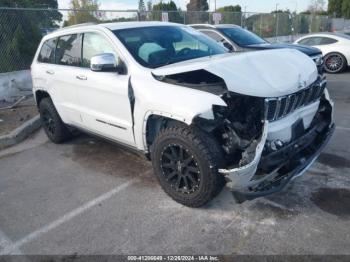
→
(142, 110, 190, 152)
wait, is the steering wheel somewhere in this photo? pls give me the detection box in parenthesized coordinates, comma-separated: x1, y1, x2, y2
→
(177, 48, 192, 56)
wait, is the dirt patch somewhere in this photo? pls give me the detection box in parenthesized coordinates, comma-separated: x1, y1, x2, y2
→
(318, 153, 350, 169)
(311, 188, 350, 219)
(0, 105, 38, 136)
(67, 136, 157, 187)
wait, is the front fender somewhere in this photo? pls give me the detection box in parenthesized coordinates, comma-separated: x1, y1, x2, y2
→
(130, 72, 227, 151)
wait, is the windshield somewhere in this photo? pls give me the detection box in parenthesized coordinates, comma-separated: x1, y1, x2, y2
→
(113, 26, 227, 68)
(219, 27, 267, 46)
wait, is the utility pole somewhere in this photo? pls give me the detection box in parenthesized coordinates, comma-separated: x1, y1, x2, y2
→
(275, 3, 279, 42)
(214, 0, 216, 12)
(289, 1, 298, 41)
(242, 5, 247, 28)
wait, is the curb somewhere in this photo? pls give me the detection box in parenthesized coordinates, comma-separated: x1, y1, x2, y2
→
(0, 115, 41, 149)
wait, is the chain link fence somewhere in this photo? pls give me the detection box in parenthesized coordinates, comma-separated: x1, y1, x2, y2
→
(1, 7, 350, 74)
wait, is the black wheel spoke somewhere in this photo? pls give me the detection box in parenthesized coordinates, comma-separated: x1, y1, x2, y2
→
(162, 153, 173, 161)
(160, 144, 201, 194)
(162, 162, 175, 169)
(43, 110, 55, 135)
(184, 176, 190, 190)
(166, 171, 178, 180)
(187, 166, 199, 174)
(186, 173, 196, 183)
(175, 176, 182, 190)
(183, 156, 193, 165)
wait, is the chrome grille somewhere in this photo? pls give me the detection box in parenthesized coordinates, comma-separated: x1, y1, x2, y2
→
(264, 79, 326, 122)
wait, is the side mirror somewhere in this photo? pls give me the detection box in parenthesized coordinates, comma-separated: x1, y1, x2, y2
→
(90, 53, 126, 74)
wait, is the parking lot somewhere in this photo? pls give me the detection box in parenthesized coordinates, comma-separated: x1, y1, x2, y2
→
(0, 73, 349, 255)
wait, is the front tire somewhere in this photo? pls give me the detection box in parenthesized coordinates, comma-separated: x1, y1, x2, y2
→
(39, 97, 71, 143)
(151, 126, 225, 207)
(324, 52, 347, 74)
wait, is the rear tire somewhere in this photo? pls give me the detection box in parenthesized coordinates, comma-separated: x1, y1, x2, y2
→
(324, 52, 347, 74)
(151, 126, 225, 207)
(39, 97, 72, 143)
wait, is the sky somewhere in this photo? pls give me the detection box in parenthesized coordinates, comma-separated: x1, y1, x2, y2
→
(58, 0, 328, 14)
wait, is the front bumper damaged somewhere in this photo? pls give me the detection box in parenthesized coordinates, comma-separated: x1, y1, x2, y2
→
(219, 94, 335, 203)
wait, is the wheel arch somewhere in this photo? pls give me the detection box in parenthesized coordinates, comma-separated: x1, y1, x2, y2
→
(143, 112, 189, 153)
(34, 90, 51, 107)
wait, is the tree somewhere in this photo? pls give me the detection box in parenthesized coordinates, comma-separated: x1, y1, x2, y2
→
(216, 5, 241, 12)
(216, 5, 242, 25)
(151, 1, 183, 23)
(245, 10, 292, 38)
(342, 0, 350, 18)
(299, 15, 310, 33)
(307, 0, 326, 14)
(147, 0, 152, 11)
(328, 0, 343, 17)
(138, 0, 146, 12)
(186, 0, 209, 23)
(187, 0, 209, 11)
(65, 0, 99, 26)
(0, 0, 62, 72)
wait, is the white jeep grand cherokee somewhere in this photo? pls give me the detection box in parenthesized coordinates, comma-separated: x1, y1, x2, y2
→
(31, 22, 334, 207)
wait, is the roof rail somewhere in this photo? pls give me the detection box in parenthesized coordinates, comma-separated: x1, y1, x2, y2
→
(189, 24, 216, 28)
(59, 22, 97, 30)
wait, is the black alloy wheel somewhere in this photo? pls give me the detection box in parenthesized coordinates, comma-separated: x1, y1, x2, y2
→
(39, 97, 71, 143)
(160, 144, 202, 194)
(42, 109, 56, 136)
(151, 126, 226, 207)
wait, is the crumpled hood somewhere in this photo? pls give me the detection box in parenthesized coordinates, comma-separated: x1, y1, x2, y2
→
(152, 49, 318, 97)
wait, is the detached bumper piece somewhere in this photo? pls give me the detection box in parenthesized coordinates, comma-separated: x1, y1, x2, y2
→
(222, 97, 334, 204)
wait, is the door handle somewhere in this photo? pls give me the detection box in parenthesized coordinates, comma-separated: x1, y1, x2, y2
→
(46, 70, 54, 75)
(76, 75, 87, 80)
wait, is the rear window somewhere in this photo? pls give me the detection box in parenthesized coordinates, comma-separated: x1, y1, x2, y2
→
(38, 38, 56, 63)
(55, 34, 82, 66)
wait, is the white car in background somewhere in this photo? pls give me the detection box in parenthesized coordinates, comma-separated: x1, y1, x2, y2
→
(295, 33, 350, 73)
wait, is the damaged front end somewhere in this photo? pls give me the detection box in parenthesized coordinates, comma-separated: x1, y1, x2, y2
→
(193, 77, 334, 203)
(152, 65, 334, 203)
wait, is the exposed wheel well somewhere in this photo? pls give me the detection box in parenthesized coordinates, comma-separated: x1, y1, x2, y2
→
(35, 90, 50, 107)
(145, 115, 187, 150)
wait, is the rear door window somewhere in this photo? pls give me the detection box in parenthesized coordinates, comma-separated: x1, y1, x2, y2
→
(201, 30, 234, 50)
(298, 37, 323, 46)
(38, 38, 57, 63)
(320, 37, 338, 45)
(55, 34, 82, 66)
(202, 30, 225, 42)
